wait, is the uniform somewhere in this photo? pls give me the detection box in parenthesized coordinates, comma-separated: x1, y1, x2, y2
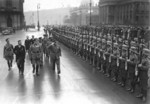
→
(105, 41, 112, 77)
(42, 35, 49, 57)
(29, 40, 43, 76)
(3, 43, 14, 70)
(110, 43, 119, 81)
(14, 44, 26, 74)
(127, 46, 138, 92)
(49, 42, 61, 74)
(118, 45, 128, 87)
(39, 37, 44, 66)
(101, 39, 107, 73)
(137, 48, 150, 101)
(24, 38, 31, 51)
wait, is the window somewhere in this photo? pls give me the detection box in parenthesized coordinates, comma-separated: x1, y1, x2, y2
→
(6, 0, 12, 7)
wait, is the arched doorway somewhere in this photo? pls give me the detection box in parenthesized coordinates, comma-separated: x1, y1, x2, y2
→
(7, 16, 12, 27)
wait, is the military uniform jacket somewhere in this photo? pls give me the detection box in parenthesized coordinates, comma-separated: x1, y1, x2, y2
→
(139, 59, 150, 79)
(14, 45, 26, 62)
(111, 55, 117, 68)
(3, 44, 14, 59)
(29, 44, 42, 60)
(49, 45, 61, 60)
(25, 39, 31, 50)
(30, 39, 35, 45)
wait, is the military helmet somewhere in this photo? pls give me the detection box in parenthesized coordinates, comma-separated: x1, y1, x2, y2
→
(143, 48, 150, 57)
(122, 44, 128, 51)
(102, 39, 106, 43)
(130, 46, 137, 52)
(113, 43, 118, 50)
(131, 41, 137, 47)
(107, 41, 112, 46)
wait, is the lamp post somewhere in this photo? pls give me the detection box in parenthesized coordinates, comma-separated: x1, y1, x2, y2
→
(89, 0, 92, 25)
(80, 7, 82, 26)
(37, 3, 40, 31)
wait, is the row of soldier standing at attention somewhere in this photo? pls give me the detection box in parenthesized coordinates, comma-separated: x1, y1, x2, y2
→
(3, 34, 61, 76)
(49, 25, 150, 102)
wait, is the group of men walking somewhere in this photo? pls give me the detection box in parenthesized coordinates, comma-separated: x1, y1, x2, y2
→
(3, 33, 61, 76)
(50, 25, 150, 102)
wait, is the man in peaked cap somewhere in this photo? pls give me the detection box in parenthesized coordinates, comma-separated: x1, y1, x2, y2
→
(136, 48, 150, 101)
(42, 34, 49, 58)
(14, 40, 26, 75)
(3, 38, 14, 71)
(29, 39, 43, 76)
(24, 36, 31, 53)
(49, 41, 61, 74)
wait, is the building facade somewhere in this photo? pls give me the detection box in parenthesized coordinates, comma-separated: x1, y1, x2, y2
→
(68, 5, 99, 26)
(99, 0, 150, 26)
(0, 0, 24, 29)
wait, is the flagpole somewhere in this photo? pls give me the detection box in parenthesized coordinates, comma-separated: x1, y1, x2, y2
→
(37, 4, 40, 31)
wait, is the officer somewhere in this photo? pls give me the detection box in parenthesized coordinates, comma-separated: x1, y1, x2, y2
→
(127, 46, 138, 92)
(14, 40, 26, 75)
(3, 38, 14, 71)
(42, 34, 49, 57)
(136, 48, 150, 101)
(30, 35, 35, 45)
(39, 37, 44, 66)
(24, 36, 31, 53)
(49, 41, 61, 74)
(29, 39, 43, 76)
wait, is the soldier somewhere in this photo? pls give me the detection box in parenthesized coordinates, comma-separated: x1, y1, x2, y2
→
(29, 39, 43, 76)
(42, 34, 49, 58)
(136, 48, 150, 101)
(126, 46, 138, 92)
(93, 36, 98, 66)
(49, 41, 61, 74)
(105, 41, 112, 77)
(96, 37, 102, 70)
(14, 40, 26, 75)
(30, 35, 35, 45)
(110, 43, 120, 81)
(39, 37, 44, 66)
(118, 45, 128, 87)
(3, 38, 14, 71)
(101, 39, 107, 73)
(24, 36, 31, 53)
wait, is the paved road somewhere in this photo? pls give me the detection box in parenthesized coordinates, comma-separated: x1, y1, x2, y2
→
(0, 30, 149, 104)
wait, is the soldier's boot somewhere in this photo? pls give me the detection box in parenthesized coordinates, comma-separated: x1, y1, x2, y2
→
(92, 57, 95, 66)
(36, 65, 39, 76)
(121, 78, 126, 87)
(7, 61, 11, 71)
(10, 60, 13, 68)
(32, 65, 35, 73)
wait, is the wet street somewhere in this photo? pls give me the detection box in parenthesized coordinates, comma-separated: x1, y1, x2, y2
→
(0, 30, 149, 104)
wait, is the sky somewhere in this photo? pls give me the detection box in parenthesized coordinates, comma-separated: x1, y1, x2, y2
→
(24, 0, 99, 12)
